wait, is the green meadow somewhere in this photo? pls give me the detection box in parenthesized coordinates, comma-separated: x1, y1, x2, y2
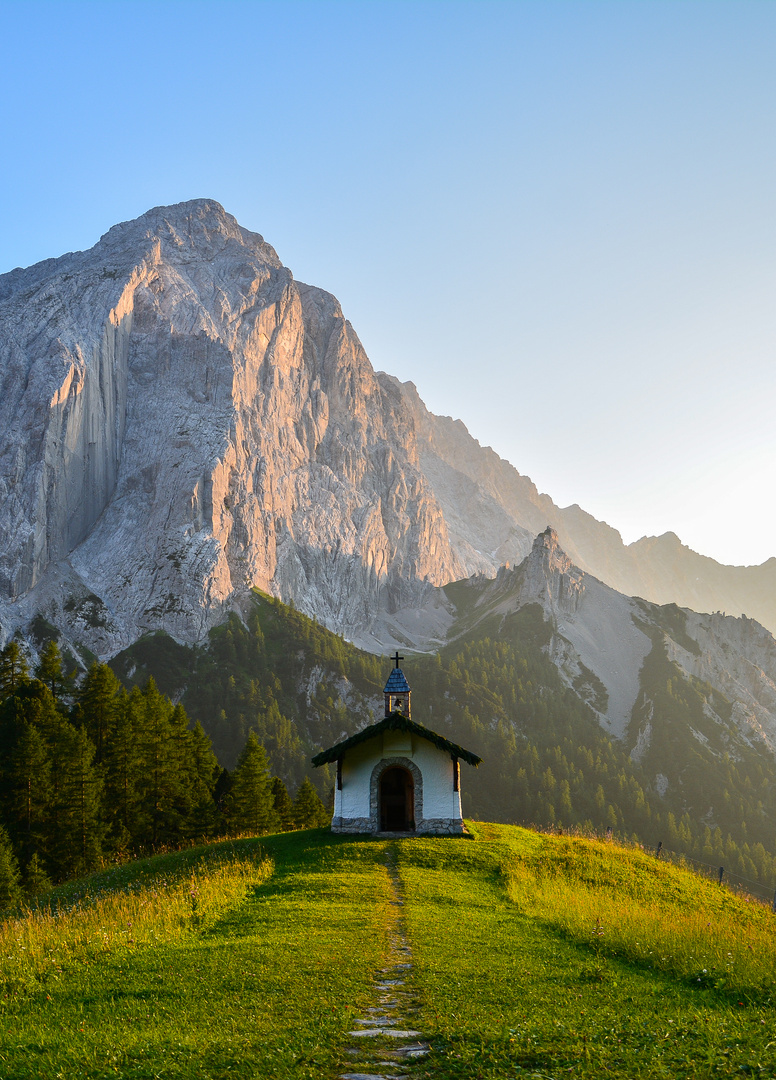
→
(1, 824, 775, 1079)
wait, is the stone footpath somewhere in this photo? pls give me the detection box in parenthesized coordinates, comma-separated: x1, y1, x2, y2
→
(339, 851, 429, 1080)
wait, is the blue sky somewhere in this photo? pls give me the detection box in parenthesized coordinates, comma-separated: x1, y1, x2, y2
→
(1, 0, 775, 565)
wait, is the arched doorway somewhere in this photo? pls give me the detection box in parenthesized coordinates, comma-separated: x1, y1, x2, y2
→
(379, 766, 415, 832)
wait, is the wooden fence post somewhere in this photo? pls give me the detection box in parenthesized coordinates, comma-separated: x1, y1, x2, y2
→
(718, 866, 724, 885)
(655, 841, 662, 858)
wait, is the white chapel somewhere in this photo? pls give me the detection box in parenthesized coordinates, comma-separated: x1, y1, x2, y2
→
(311, 654, 481, 835)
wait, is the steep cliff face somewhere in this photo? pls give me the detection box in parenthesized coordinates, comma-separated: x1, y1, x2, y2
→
(671, 610, 776, 752)
(0, 200, 465, 651)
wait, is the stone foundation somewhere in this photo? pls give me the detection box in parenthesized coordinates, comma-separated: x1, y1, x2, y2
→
(415, 817, 466, 836)
(331, 816, 465, 836)
(331, 817, 372, 833)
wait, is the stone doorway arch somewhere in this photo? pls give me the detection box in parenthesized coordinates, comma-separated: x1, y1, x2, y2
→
(370, 757, 423, 833)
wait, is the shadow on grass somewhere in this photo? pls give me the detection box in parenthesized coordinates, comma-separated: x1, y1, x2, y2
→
(197, 829, 390, 942)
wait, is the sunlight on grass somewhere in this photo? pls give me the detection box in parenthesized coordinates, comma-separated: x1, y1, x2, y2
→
(504, 833, 776, 995)
(396, 823, 776, 1079)
(0, 831, 394, 1080)
(4, 825, 776, 1078)
(0, 844, 272, 998)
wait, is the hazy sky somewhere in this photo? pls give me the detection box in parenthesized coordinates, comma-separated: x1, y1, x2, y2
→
(1, 0, 774, 566)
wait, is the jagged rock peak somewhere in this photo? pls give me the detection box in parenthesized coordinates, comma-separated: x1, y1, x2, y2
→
(96, 198, 284, 269)
(525, 527, 585, 614)
(531, 526, 574, 572)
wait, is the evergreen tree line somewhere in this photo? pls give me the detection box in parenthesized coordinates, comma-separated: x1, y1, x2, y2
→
(0, 640, 329, 901)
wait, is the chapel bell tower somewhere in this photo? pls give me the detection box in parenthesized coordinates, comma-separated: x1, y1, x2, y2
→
(384, 652, 411, 718)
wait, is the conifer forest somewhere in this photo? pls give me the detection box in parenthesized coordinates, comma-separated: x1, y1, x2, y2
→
(0, 632, 329, 899)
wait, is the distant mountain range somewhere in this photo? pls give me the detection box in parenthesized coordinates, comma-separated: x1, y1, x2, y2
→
(1, 198, 775, 663)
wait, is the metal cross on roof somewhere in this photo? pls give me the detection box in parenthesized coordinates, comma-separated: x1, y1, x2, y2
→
(392, 651, 404, 669)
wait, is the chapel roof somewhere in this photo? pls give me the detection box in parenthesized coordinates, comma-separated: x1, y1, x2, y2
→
(311, 713, 482, 769)
(383, 667, 411, 694)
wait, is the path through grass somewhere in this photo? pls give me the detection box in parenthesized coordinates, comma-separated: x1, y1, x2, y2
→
(3, 824, 776, 1078)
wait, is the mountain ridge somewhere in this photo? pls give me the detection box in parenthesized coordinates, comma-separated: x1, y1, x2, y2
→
(443, 527, 776, 763)
(1, 198, 775, 659)
(385, 375, 776, 634)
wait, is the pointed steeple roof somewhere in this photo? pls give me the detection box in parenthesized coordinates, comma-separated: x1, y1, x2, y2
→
(384, 651, 410, 694)
(384, 667, 411, 694)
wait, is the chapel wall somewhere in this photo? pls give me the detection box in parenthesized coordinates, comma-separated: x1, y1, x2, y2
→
(411, 740, 463, 822)
(331, 735, 464, 833)
(336, 740, 374, 822)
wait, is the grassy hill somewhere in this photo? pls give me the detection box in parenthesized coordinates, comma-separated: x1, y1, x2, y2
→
(1, 824, 774, 1079)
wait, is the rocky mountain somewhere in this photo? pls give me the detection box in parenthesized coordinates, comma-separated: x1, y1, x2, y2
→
(0, 200, 469, 656)
(1, 198, 774, 661)
(441, 528, 776, 790)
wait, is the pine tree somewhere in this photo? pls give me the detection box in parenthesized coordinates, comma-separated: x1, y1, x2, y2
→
(292, 778, 330, 829)
(35, 641, 73, 706)
(136, 678, 182, 847)
(6, 722, 52, 865)
(23, 853, 52, 899)
(214, 767, 233, 819)
(0, 642, 29, 699)
(186, 722, 220, 838)
(77, 663, 121, 764)
(50, 723, 103, 881)
(0, 826, 21, 909)
(270, 776, 295, 831)
(228, 733, 277, 835)
(0, 678, 65, 748)
(166, 702, 200, 841)
(102, 688, 144, 852)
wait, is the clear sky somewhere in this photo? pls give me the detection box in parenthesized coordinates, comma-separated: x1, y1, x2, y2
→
(1, 0, 774, 566)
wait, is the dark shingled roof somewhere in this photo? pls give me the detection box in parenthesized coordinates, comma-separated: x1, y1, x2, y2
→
(311, 713, 482, 768)
(384, 668, 411, 694)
